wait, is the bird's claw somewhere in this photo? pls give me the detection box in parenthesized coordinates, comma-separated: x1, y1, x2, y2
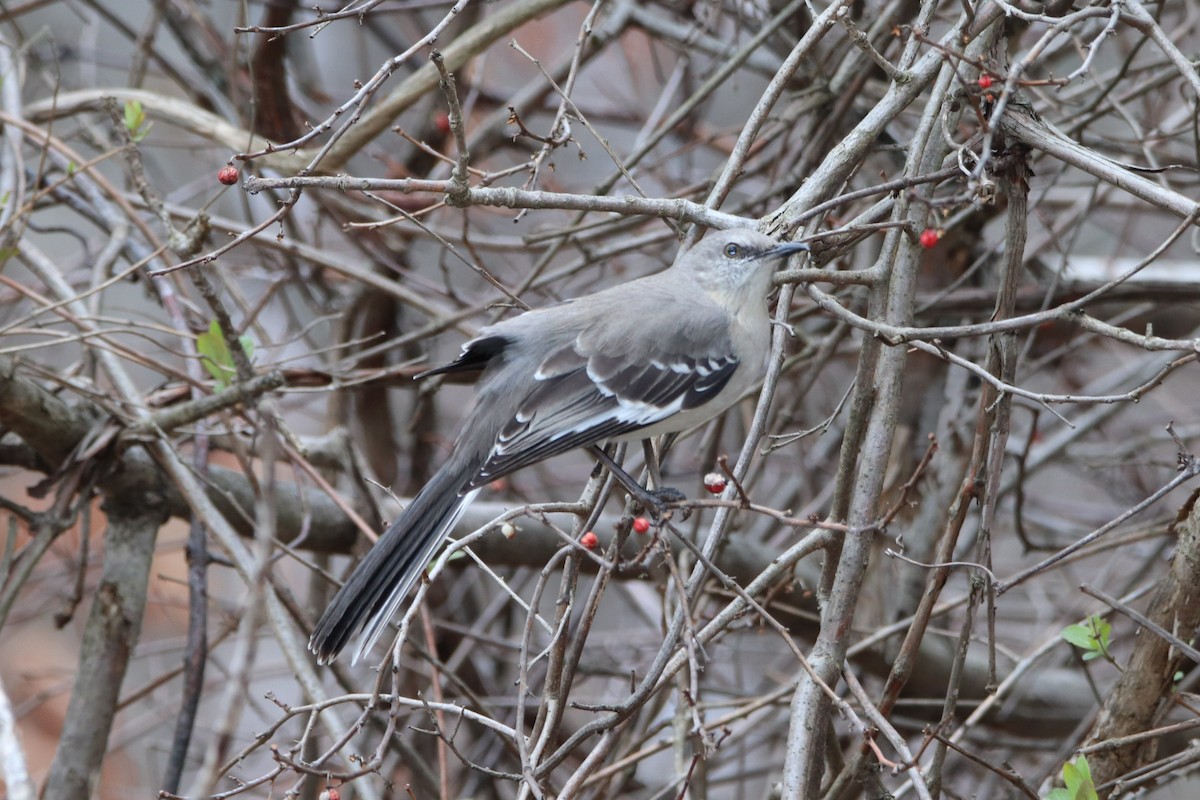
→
(637, 486, 690, 522)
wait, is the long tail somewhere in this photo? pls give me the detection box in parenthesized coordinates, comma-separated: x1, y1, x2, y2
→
(309, 456, 480, 664)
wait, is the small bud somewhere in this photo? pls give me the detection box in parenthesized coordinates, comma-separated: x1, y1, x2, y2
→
(580, 531, 599, 549)
(977, 74, 993, 89)
(632, 517, 650, 534)
(919, 228, 940, 249)
(501, 521, 517, 540)
(218, 165, 239, 185)
(703, 472, 727, 495)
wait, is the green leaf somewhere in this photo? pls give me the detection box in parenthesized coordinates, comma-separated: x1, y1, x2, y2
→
(1061, 623, 1093, 649)
(1062, 614, 1111, 661)
(197, 320, 253, 390)
(197, 320, 233, 388)
(123, 100, 154, 142)
(123, 100, 145, 132)
(1044, 755, 1098, 800)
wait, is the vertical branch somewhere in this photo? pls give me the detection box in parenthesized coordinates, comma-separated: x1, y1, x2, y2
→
(159, 513, 209, 794)
(1084, 483, 1200, 793)
(432, 51, 471, 206)
(926, 144, 1031, 798)
(780, 7, 1003, 791)
(42, 483, 169, 800)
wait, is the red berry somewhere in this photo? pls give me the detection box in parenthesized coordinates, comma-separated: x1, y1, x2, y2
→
(434, 112, 451, 134)
(977, 74, 993, 89)
(703, 472, 727, 495)
(218, 165, 239, 185)
(580, 531, 599, 549)
(919, 228, 940, 249)
(632, 517, 650, 534)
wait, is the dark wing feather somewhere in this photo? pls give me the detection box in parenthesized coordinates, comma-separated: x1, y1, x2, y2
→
(466, 344, 739, 489)
(594, 354, 740, 411)
(416, 334, 511, 379)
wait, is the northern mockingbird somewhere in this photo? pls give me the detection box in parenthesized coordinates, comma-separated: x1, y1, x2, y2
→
(310, 228, 808, 664)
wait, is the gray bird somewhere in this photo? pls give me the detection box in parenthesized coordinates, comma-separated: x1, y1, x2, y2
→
(310, 228, 808, 664)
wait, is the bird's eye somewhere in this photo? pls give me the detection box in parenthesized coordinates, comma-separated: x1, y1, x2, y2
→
(724, 243, 740, 258)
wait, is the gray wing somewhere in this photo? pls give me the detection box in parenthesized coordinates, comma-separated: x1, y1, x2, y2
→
(466, 317, 739, 489)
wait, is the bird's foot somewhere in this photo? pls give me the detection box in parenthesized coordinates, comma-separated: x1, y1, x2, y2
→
(634, 486, 690, 522)
(586, 445, 691, 521)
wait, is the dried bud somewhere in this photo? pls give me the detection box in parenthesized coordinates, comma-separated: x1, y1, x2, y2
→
(501, 522, 517, 540)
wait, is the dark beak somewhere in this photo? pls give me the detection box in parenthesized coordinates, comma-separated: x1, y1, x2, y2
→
(761, 240, 810, 260)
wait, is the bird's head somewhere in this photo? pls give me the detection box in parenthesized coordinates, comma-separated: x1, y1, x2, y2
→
(680, 229, 808, 307)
